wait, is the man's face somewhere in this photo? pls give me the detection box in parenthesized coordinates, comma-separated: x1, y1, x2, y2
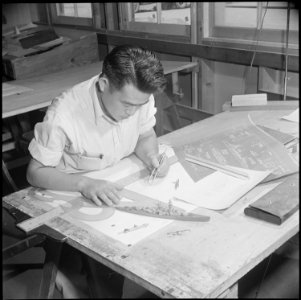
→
(99, 78, 151, 121)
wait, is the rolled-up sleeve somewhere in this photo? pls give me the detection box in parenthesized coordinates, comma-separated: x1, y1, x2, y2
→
(138, 94, 157, 135)
(28, 110, 67, 167)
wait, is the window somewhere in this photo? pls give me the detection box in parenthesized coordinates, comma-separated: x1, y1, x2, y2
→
(50, 3, 93, 26)
(119, 2, 193, 38)
(133, 2, 191, 25)
(56, 3, 92, 18)
(203, 2, 298, 50)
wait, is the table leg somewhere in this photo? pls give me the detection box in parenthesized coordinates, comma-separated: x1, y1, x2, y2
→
(38, 238, 64, 299)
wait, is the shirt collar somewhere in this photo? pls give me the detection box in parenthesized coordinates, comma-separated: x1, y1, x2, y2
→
(90, 77, 118, 126)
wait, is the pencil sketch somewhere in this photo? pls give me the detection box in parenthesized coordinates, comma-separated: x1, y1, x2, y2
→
(118, 223, 149, 234)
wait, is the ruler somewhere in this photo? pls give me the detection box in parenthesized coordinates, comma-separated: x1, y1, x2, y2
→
(17, 206, 64, 232)
(17, 195, 115, 233)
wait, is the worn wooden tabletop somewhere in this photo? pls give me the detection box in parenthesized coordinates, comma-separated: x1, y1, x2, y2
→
(3, 108, 299, 298)
(2, 60, 198, 118)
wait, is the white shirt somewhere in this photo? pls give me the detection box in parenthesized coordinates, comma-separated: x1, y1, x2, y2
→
(29, 75, 157, 173)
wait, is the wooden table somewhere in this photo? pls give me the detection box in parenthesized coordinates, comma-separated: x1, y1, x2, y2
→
(2, 60, 198, 119)
(3, 107, 299, 298)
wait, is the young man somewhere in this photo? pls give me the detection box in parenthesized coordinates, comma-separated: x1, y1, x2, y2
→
(26, 45, 169, 298)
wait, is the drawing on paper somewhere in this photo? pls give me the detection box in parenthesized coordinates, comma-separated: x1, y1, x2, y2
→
(119, 223, 149, 234)
(181, 115, 298, 181)
(173, 178, 180, 190)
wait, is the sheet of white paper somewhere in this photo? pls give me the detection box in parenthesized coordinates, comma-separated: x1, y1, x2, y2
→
(175, 167, 270, 210)
(38, 188, 176, 245)
(80, 160, 197, 245)
(81, 207, 173, 245)
(60, 145, 196, 245)
(125, 162, 197, 211)
(85, 144, 176, 182)
(281, 108, 299, 123)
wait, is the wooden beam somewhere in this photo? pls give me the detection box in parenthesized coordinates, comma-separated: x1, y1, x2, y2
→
(97, 33, 299, 72)
(105, 3, 119, 30)
(200, 59, 215, 113)
(92, 3, 105, 29)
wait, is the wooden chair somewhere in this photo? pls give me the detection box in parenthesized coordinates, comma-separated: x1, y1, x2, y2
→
(2, 157, 63, 299)
(2, 194, 47, 285)
(155, 92, 212, 136)
(2, 108, 45, 177)
(2, 160, 18, 193)
(2, 116, 33, 195)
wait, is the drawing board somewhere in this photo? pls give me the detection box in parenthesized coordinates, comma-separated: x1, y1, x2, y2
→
(26, 136, 278, 245)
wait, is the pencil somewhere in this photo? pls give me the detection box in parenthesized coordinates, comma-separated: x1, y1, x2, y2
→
(185, 154, 250, 180)
(148, 150, 167, 183)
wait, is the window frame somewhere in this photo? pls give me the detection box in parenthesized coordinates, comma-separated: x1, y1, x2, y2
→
(49, 3, 93, 27)
(201, 2, 299, 53)
(118, 3, 192, 40)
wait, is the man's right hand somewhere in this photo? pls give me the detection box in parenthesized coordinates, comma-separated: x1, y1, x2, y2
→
(27, 159, 123, 207)
(78, 178, 123, 207)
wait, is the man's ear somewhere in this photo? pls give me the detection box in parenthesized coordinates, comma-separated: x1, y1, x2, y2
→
(98, 77, 109, 92)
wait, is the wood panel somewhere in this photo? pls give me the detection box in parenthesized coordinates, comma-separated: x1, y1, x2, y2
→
(97, 33, 299, 72)
(104, 3, 119, 30)
(199, 59, 216, 112)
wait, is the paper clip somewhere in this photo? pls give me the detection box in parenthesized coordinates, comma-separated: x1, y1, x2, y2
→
(148, 151, 167, 184)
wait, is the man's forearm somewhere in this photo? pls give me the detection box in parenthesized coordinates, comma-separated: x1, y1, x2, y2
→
(27, 160, 88, 193)
(26, 158, 124, 206)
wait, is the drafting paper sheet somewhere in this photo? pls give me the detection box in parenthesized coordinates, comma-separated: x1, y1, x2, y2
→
(70, 145, 268, 243)
(175, 167, 270, 210)
(75, 206, 174, 246)
(40, 146, 197, 246)
(81, 147, 197, 245)
(281, 109, 299, 123)
(41, 188, 180, 246)
(182, 115, 298, 182)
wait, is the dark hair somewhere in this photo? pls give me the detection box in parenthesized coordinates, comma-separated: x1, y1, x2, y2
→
(101, 45, 166, 94)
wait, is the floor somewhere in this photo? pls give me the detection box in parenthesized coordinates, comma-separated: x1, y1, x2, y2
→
(2, 165, 299, 299)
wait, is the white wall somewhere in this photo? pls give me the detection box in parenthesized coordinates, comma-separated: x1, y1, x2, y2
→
(201, 61, 258, 114)
(214, 62, 258, 113)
